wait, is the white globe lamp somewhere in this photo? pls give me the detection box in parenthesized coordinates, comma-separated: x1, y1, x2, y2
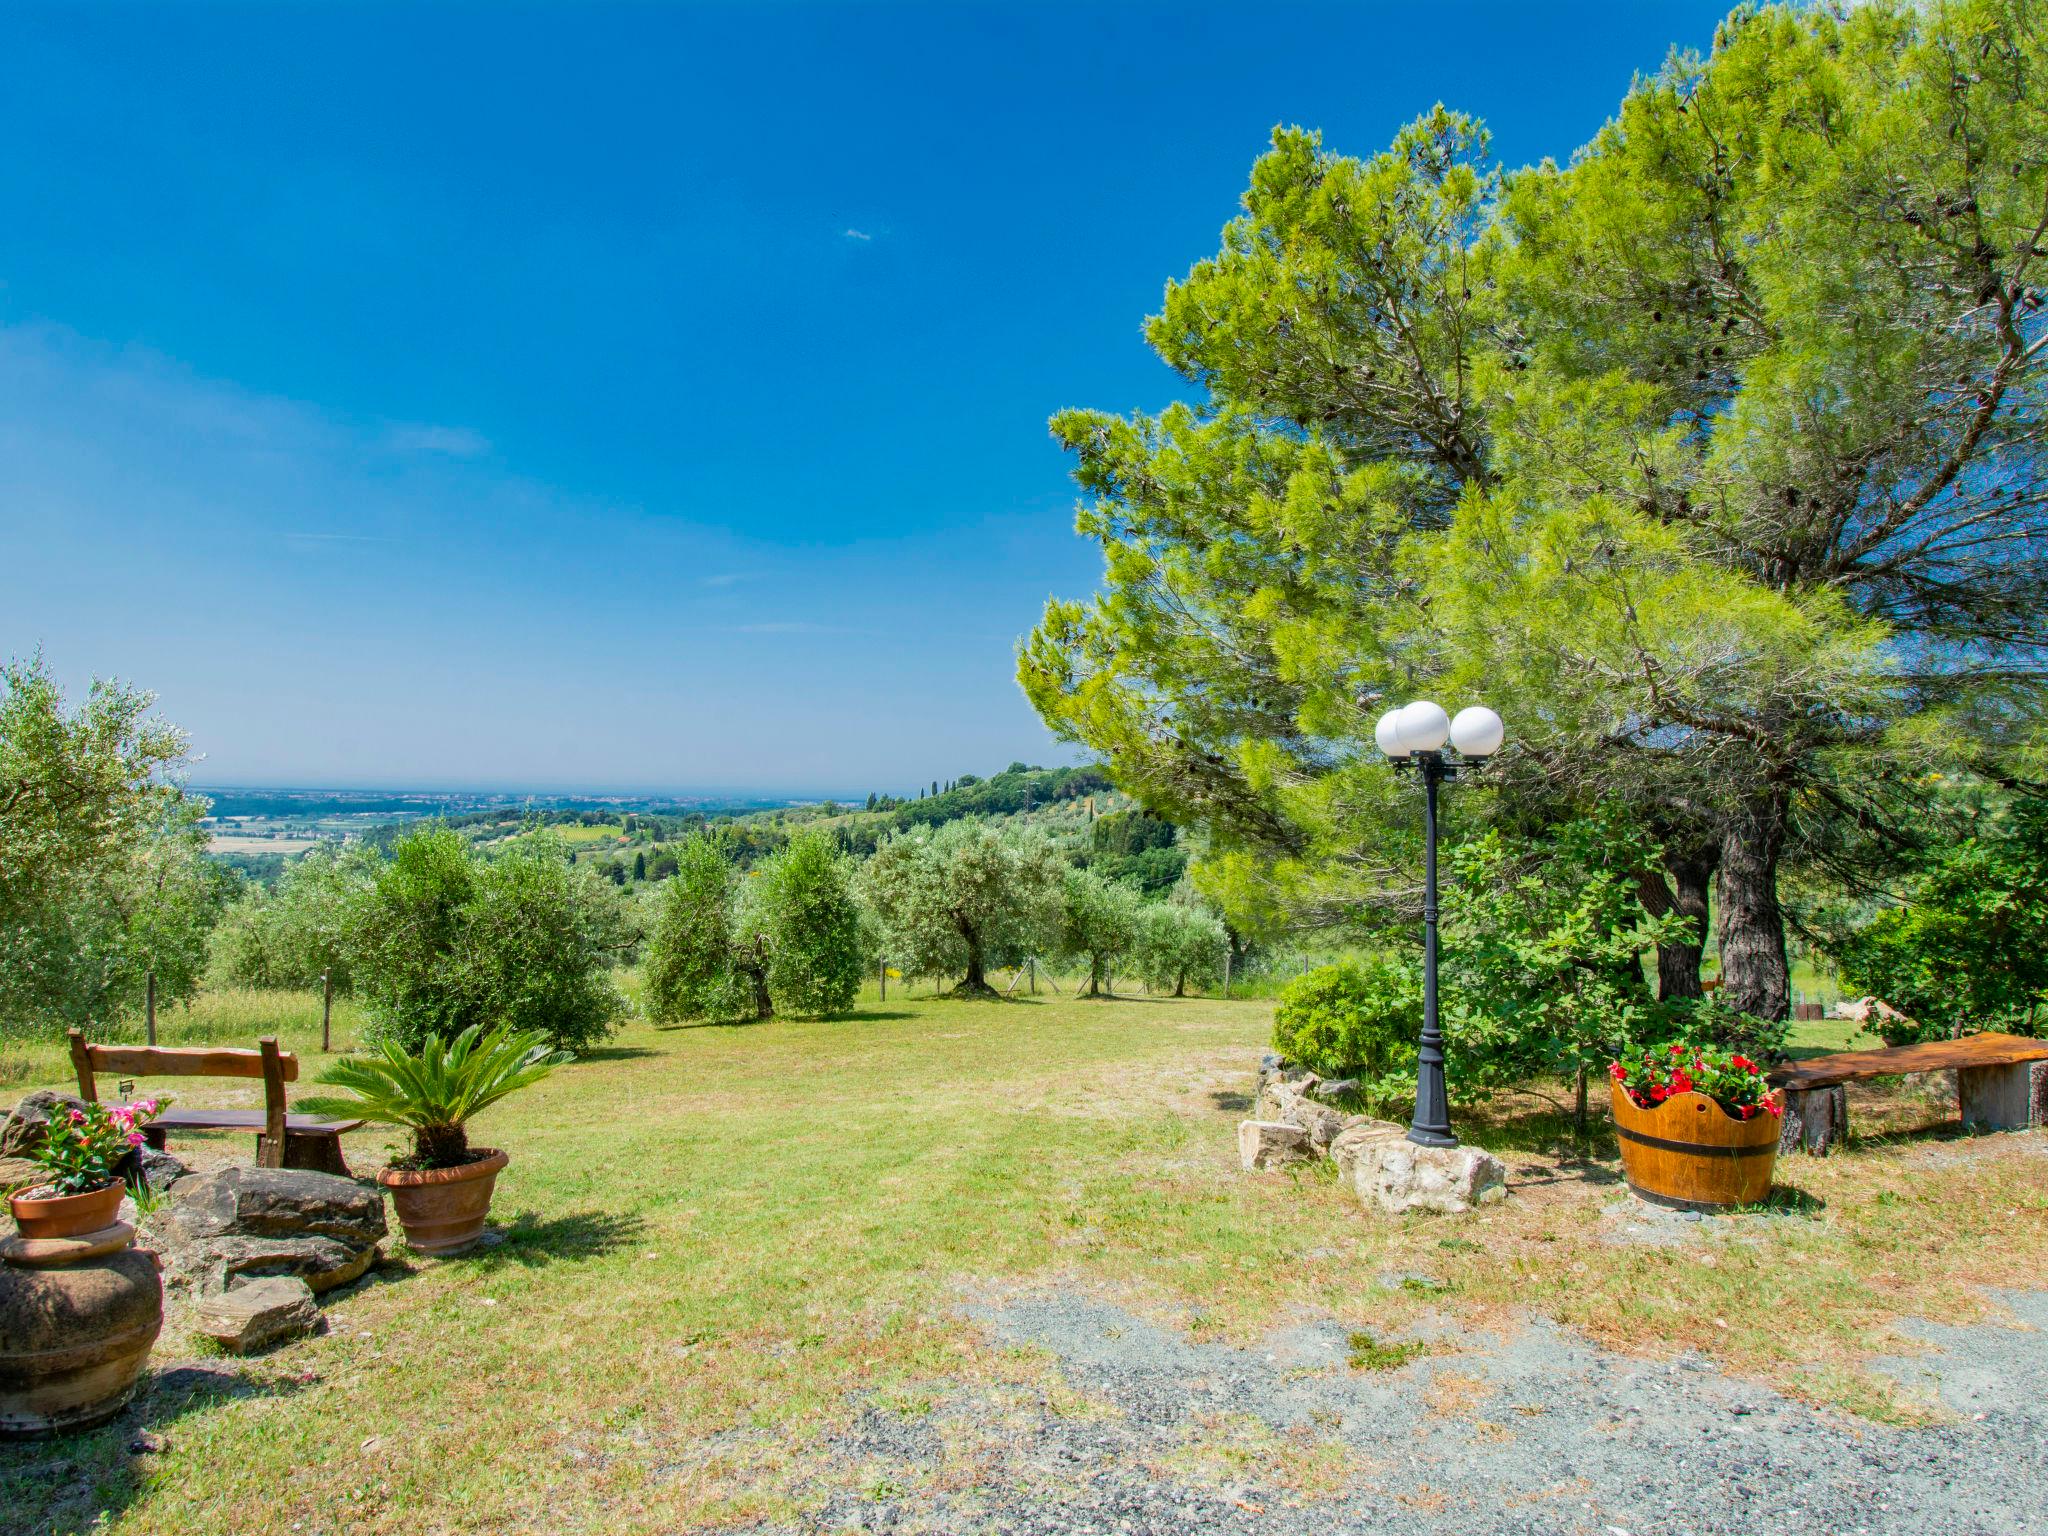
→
(1448, 705, 1505, 759)
(1395, 699, 1451, 755)
(1374, 707, 1410, 758)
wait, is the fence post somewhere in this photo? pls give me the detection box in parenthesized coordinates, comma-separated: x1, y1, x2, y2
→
(1222, 950, 1232, 999)
(321, 970, 333, 1053)
(1029, 957, 1036, 996)
(879, 958, 887, 1003)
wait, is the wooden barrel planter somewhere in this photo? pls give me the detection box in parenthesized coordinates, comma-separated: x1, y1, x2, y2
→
(1611, 1081, 1781, 1211)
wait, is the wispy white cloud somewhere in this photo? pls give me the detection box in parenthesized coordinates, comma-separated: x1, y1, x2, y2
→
(842, 228, 872, 242)
(384, 422, 491, 458)
(721, 621, 864, 636)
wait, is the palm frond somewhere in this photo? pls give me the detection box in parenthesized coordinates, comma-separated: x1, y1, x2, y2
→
(301, 1023, 572, 1132)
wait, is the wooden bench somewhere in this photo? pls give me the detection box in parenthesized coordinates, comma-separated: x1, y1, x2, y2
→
(67, 1030, 366, 1176)
(1768, 1031, 2048, 1155)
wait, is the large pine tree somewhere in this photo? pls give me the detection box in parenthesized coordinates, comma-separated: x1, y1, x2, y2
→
(1022, 0, 2048, 1019)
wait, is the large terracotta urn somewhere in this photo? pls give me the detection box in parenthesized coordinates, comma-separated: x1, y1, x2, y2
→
(0, 1227, 162, 1438)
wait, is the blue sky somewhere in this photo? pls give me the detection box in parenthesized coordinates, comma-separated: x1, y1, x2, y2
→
(1, 2, 1727, 796)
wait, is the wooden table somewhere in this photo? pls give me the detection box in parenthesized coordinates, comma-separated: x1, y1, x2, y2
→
(1768, 1031, 2048, 1154)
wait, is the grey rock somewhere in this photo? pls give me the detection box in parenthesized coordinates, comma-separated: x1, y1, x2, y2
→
(1237, 1120, 1313, 1171)
(1356, 1140, 1507, 1215)
(0, 1090, 90, 1159)
(1264, 1082, 1352, 1153)
(1329, 1119, 1406, 1186)
(136, 1147, 190, 1192)
(151, 1166, 384, 1295)
(1306, 1077, 1359, 1103)
(0, 1156, 39, 1196)
(190, 1275, 321, 1354)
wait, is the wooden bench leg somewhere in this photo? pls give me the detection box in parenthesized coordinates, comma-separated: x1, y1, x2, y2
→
(1959, 1061, 2047, 1132)
(1779, 1085, 1848, 1155)
(256, 1133, 352, 1177)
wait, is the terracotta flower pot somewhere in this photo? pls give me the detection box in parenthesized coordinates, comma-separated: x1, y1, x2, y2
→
(1612, 1081, 1782, 1211)
(8, 1181, 125, 1242)
(377, 1149, 508, 1256)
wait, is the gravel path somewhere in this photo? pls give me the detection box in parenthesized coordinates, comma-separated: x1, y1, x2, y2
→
(779, 1287, 2048, 1536)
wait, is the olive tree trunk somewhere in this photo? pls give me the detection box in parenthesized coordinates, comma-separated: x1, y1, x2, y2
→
(1716, 790, 1791, 1021)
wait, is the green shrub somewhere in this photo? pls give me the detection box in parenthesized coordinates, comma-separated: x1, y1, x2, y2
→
(1271, 959, 1418, 1109)
(1822, 798, 2048, 1043)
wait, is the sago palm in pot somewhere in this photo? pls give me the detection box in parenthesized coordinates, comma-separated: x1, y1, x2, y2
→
(299, 1023, 571, 1256)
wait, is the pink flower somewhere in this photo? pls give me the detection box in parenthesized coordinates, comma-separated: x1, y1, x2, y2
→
(68, 1109, 86, 1123)
(128, 1131, 145, 1146)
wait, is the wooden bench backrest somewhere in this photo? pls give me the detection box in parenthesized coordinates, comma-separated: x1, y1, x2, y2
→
(68, 1030, 295, 1170)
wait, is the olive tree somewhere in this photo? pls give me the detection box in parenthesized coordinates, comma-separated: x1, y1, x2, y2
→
(755, 829, 868, 1017)
(209, 842, 376, 992)
(860, 820, 1064, 996)
(643, 834, 766, 1023)
(1057, 867, 1141, 996)
(347, 826, 626, 1052)
(1133, 901, 1229, 997)
(0, 654, 210, 1039)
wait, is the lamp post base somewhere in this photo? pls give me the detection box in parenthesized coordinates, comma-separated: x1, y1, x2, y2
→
(1405, 1127, 1460, 1150)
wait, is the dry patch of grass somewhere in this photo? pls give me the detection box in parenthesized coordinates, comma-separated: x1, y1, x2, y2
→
(2, 986, 2043, 1533)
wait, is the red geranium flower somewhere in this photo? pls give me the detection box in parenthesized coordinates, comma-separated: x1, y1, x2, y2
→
(1649, 1083, 1669, 1101)
(1669, 1070, 1694, 1094)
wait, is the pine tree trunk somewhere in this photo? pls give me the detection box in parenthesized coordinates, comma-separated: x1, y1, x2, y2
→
(1717, 789, 1792, 1021)
(1639, 843, 1718, 1002)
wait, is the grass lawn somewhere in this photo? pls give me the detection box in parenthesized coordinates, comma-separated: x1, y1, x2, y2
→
(3, 985, 2045, 1534)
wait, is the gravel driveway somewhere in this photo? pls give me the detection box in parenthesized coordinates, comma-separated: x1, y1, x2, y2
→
(780, 1286, 2047, 1536)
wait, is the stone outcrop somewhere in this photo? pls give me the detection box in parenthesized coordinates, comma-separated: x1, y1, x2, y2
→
(190, 1276, 322, 1355)
(0, 1159, 39, 1198)
(1237, 1120, 1313, 1171)
(150, 1166, 385, 1295)
(0, 1091, 90, 1159)
(1356, 1140, 1507, 1215)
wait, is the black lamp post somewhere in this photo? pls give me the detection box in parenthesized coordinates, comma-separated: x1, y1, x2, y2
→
(1370, 699, 1505, 1150)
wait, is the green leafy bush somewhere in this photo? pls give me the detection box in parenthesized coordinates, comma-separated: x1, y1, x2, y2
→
(299, 1022, 571, 1169)
(1823, 799, 2048, 1043)
(1270, 959, 1418, 1109)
